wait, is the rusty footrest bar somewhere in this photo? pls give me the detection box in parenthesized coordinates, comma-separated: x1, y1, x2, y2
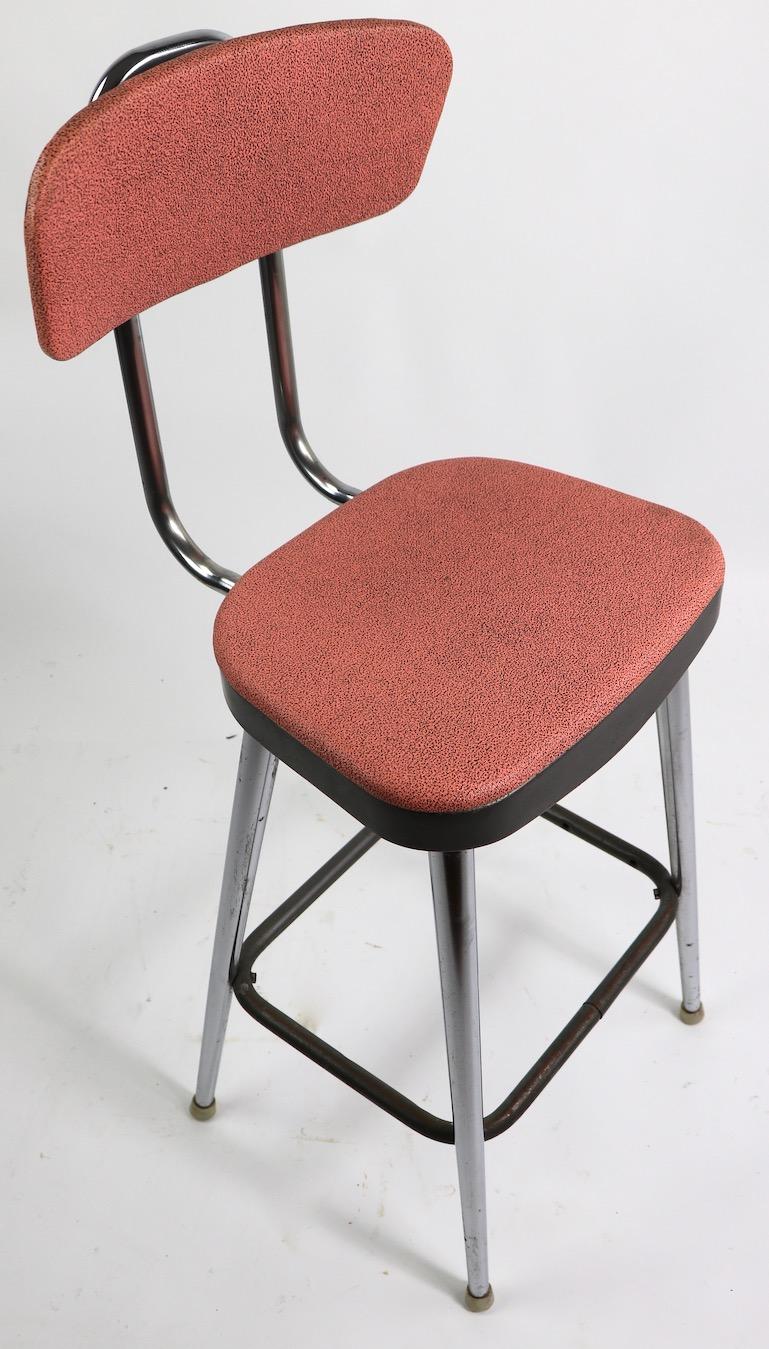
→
(232, 806, 679, 1145)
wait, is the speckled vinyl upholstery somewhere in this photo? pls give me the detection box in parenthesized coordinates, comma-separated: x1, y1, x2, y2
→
(214, 457, 724, 814)
(25, 20, 451, 359)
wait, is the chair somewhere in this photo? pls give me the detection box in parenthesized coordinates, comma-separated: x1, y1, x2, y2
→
(24, 22, 724, 1312)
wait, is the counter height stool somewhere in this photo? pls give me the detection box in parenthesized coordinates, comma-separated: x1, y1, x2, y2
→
(24, 21, 724, 1312)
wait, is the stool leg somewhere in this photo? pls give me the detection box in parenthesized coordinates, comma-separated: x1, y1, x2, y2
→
(656, 671, 704, 1023)
(429, 850, 493, 1311)
(190, 734, 278, 1118)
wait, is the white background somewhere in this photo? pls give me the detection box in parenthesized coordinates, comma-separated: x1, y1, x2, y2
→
(1, 3, 767, 1346)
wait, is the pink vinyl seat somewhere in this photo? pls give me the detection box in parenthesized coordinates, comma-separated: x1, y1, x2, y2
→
(215, 456, 723, 818)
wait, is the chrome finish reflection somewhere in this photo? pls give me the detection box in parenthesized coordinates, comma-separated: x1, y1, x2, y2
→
(93, 30, 359, 591)
(90, 30, 229, 101)
(115, 320, 239, 592)
(656, 672, 703, 1014)
(430, 849, 491, 1302)
(259, 252, 361, 503)
(94, 32, 239, 592)
(193, 733, 278, 1111)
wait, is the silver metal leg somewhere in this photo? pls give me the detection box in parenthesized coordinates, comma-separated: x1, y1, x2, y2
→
(190, 733, 278, 1117)
(656, 671, 704, 1022)
(429, 850, 493, 1311)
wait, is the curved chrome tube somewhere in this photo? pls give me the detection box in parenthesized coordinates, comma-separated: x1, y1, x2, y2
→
(90, 30, 229, 101)
(92, 31, 239, 593)
(93, 29, 360, 592)
(115, 320, 239, 592)
(259, 253, 360, 503)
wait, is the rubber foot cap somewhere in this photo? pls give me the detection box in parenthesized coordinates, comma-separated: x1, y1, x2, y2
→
(679, 1002, 705, 1025)
(464, 1285, 494, 1312)
(189, 1096, 217, 1121)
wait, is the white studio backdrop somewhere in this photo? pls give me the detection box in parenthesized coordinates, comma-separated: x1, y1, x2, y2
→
(1, 5, 767, 1348)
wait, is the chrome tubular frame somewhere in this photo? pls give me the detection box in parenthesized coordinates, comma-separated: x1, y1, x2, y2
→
(191, 734, 278, 1117)
(92, 31, 360, 593)
(89, 30, 229, 101)
(231, 805, 680, 1145)
(430, 850, 492, 1309)
(114, 320, 240, 592)
(227, 800, 680, 1310)
(259, 252, 360, 503)
(656, 672, 704, 1020)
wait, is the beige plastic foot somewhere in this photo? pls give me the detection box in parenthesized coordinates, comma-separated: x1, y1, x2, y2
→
(189, 1095, 217, 1120)
(679, 1002, 705, 1025)
(464, 1285, 494, 1312)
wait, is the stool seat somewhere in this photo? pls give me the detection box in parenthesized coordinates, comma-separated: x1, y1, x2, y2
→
(214, 456, 723, 825)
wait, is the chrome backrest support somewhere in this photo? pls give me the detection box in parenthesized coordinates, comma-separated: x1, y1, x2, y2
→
(94, 31, 360, 593)
(259, 251, 360, 505)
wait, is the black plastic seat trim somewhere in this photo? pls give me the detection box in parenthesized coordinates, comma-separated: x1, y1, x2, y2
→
(221, 588, 721, 851)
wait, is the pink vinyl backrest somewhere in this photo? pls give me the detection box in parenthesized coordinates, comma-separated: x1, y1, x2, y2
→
(25, 20, 452, 361)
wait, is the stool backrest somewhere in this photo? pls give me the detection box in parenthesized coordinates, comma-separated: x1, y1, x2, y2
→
(25, 20, 452, 361)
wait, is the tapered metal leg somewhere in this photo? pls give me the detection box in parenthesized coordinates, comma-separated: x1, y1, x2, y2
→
(429, 850, 493, 1310)
(190, 734, 278, 1117)
(656, 672, 703, 1021)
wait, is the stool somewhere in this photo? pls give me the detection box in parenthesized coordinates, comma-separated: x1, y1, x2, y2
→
(24, 22, 724, 1311)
